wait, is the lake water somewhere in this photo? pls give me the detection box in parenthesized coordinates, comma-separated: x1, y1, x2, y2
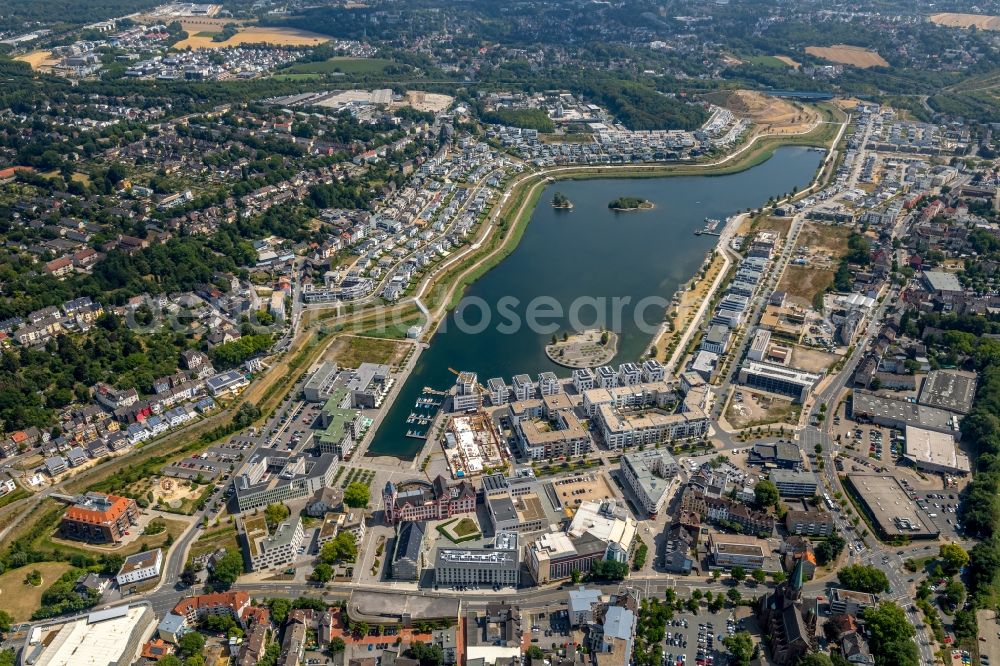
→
(367, 146, 824, 459)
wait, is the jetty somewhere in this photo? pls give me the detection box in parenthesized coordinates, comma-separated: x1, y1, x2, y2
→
(695, 218, 722, 236)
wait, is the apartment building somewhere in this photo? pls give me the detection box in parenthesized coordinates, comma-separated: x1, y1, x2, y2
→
(619, 449, 679, 517)
(60, 492, 139, 545)
(708, 533, 771, 570)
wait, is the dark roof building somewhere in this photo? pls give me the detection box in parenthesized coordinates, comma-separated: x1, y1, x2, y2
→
(391, 520, 426, 581)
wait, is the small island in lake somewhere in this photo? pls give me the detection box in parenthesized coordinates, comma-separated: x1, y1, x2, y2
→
(608, 196, 654, 211)
(552, 191, 573, 209)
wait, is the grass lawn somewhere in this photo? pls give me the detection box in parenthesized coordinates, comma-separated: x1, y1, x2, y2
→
(0, 561, 72, 621)
(271, 73, 322, 81)
(0, 487, 29, 509)
(329, 335, 403, 367)
(188, 523, 239, 563)
(452, 517, 480, 537)
(356, 314, 424, 340)
(744, 55, 788, 69)
(283, 57, 394, 75)
(195, 31, 219, 37)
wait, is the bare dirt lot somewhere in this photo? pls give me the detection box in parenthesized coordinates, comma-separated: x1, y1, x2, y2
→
(397, 91, 454, 113)
(704, 90, 819, 134)
(173, 26, 330, 50)
(930, 12, 1000, 30)
(777, 223, 851, 306)
(805, 45, 889, 68)
(778, 265, 835, 307)
(790, 344, 839, 373)
(15, 50, 58, 70)
(725, 389, 801, 429)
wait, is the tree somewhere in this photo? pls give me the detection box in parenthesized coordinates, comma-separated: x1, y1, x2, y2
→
(0, 610, 11, 633)
(526, 646, 545, 660)
(571, 569, 582, 584)
(939, 543, 970, 576)
(344, 482, 370, 509)
(321, 532, 357, 563)
(712, 570, 721, 581)
(837, 564, 889, 593)
(754, 480, 779, 509)
(771, 571, 786, 584)
(408, 641, 444, 666)
(329, 637, 346, 654)
(723, 632, 753, 666)
(751, 569, 766, 584)
(178, 631, 206, 658)
(159, 657, 182, 666)
(311, 563, 333, 583)
(726, 588, 742, 604)
(589, 559, 628, 581)
(208, 550, 244, 591)
(730, 566, 746, 583)
(264, 503, 290, 528)
(863, 603, 918, 666)
(797, 654, 834, 666)
(180, 564, 199, 587)
(268, 598, 291, 625)
(944, 579, 966, 607)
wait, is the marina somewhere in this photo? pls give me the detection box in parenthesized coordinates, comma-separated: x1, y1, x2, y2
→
(367, 146, 824, 459)
(695, 217, 723, 236)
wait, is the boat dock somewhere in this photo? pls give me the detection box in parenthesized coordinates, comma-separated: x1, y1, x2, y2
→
(695, 218, 722, 236)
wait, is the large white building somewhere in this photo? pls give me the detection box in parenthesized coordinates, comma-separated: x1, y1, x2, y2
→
(434, 532, 520, 587)
(904, 425, 970, 474)
(116, 548, 163, 586)
(619, 450, 679, 516)
(239, 515, 305, 572)
(22, 604, 156, 666)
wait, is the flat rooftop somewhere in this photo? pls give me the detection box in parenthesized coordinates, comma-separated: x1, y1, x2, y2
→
(846, 474, 939, 539)
(852, 391, 960, 433)
(348, 590, 459, 623)
(26, 604, 152, 666)
(904, 425, 970, 473)
(918, 370, 977, 415)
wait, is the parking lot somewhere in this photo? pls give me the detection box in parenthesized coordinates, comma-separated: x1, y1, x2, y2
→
(661, 609, 739, 666)
(266, 399, 322, 453)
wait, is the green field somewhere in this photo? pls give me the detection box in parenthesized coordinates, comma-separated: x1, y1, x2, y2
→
(194, 31, 219, 37)
(744, 55, 788, 69)
(283, 57, 394, 75)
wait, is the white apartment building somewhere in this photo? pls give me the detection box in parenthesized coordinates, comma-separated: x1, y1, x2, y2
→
(239, 515, 305, 572)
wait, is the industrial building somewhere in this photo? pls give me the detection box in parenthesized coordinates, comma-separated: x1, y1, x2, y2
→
(22, 603, 156, 666)
(844, 474, 939, 540)
(851, 391, 961, 437)
(917, 369, 977, 415)
(433, 532, 520, 587)
(737, 361, 820, 403)
(904, 425, 970, 474)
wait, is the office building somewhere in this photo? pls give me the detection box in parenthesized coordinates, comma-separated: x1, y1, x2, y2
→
(239, 515, 304, 572)
(785, 510, 834, 536)
(738, 361, 820, 403)
(747, 329, 772, 362)
(769, 470, 818, 497)
(525, 530, 608, 584)
(708, 532, 771, 569)
(232, 453, 338, 513)
(116, 548, 163, 586)
(700, 325, 732, 355)
(434, 532, 520, 587)
(829, 588, 877, 616)
(383, 476, 476, 525)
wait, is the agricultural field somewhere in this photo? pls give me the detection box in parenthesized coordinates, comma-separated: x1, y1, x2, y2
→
(930, 12, 1000, 30)
(805, 45, 889, 68)
(774, 55, 801, 69)
(173, 26, 329, 50)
